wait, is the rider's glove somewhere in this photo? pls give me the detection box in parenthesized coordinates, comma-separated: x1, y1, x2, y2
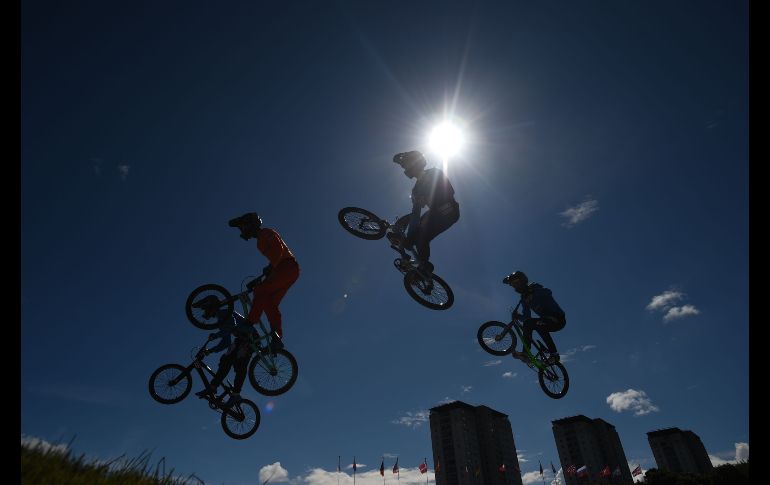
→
(261, 264, 272, 277)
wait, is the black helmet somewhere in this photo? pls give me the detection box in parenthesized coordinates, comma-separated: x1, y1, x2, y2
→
(228, 212, 262, 240)
(393, 150, 427, 176)
(503, 270, 528, 291)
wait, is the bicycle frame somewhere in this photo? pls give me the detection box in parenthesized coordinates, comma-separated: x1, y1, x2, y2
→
(170, 342, 245, 419)
(502, 302, 550, 372)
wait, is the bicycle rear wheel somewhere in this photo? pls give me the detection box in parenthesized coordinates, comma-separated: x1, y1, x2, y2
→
(248, 349, 299, 396)
(185, 284, 234, 330)
(338, 207, 387, 240)
(477, 321, 517, 355)
(536, 341, 569, 399)
(148, 364, 191, 404)
(403, 271, 454, 310)
(221, 398, 260, 439)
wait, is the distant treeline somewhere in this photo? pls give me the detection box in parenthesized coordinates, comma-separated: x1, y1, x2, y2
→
(638, 461, 749, 485)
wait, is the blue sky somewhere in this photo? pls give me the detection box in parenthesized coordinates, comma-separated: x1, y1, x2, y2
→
(21, 1, 748, 484)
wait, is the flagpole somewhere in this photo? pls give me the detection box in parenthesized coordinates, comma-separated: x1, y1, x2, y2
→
(425, 458, 428, 485)
(338, 456, 340, 485)
(353, 456, 356, 485)
(383, 456, 385, 485)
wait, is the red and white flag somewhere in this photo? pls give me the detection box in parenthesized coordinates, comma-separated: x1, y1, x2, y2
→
(419, 462, 427, 474)
(632, 465, 642, 477)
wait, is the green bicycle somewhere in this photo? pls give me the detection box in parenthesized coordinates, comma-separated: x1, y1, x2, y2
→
(185, 276, 299, 396)
(476, 302, 570, 399)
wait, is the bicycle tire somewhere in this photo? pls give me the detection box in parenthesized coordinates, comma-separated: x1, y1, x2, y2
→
(538, 361, 569, 399)
(477, 321, 517, 355)
(221, 398, 260, 439)
(148, 364, 191, 405)
(248, 349, 299, 396)
(403, 271, 454, 310)
(185, 284, 234, 330)
(338, 207, 387, 240)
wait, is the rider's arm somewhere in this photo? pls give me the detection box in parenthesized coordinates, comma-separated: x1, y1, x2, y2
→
(406, 200, 422, 239)
(521, 300, 532, 320)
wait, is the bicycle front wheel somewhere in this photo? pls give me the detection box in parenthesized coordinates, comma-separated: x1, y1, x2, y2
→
(403, 271, 454, 310)
(148, 364, 191, 404)
(221, 398, 261, 440)
(248, 349, 299, 396)
(338, 207, 387, 240)
(538, 362, 569, 399)
(477, 321, 517, 356)
(185, 284, 234, 330)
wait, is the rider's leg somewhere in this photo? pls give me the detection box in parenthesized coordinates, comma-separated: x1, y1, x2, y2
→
(249, 260, 300, 338)
(198, 353, 234, 396)
(414, 207, 460, 270)
(534, 315, 566, 353)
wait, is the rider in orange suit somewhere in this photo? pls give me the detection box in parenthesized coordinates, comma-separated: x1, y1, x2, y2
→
(229, 213, 299, 342)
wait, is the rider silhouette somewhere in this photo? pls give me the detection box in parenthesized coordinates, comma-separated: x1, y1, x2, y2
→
(504, 270, 565, 365)
(389, 151, 460, 274)
(228, 212, 299, 342)
(195, 310, 257, 407)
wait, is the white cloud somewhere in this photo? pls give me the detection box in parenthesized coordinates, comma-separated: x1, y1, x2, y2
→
(560, 198, 599, 228)
(559, 345, 597, 363)
(709, 442, 749, 466)
(646, 291, 684, 311)
(483, 360, 503, 367)
(522, 470, 544, 484)
(461, 386, 473, 394)
(20, 435, 69, 455)
(391, 410, 429, 428)
(502, 372, 517, 378)
(663, 305, 700, 322)
(260, 462, 290, 483)
(606, 389, 660, 416)
(293, 466, 435, 485)
(118, 164, 130, 181)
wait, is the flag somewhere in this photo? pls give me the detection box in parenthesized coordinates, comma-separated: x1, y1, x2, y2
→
(419, 462, 427, 474)
(613, 466, 621, 476)
(601, 466, 611, 477)
(380, 459, 385, 476)
(577, 465, 588, 478)
(632, 465, 642, 477)
(566, 464, 576, 476)
(338, 456, 341, 473)
(551, 462, 557, 474)
(393, 458, 399, 474)
(353, 457, 357, 472)
(539, 461, 543, 476)
(499, 464, 506, 473)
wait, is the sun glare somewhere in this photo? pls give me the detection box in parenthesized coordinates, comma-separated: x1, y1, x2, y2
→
(429, 121, 465, 160)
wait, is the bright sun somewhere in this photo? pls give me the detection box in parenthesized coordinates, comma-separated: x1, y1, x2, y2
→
(429, 121, 465, 160)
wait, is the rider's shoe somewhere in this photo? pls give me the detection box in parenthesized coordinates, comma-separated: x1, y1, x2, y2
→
(417, 260, 434, 274)
(511, 350, 534, 367)
(269, 331, 285, 353)
(222, 392, 241, 408)
(195, 386, 215, 398)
